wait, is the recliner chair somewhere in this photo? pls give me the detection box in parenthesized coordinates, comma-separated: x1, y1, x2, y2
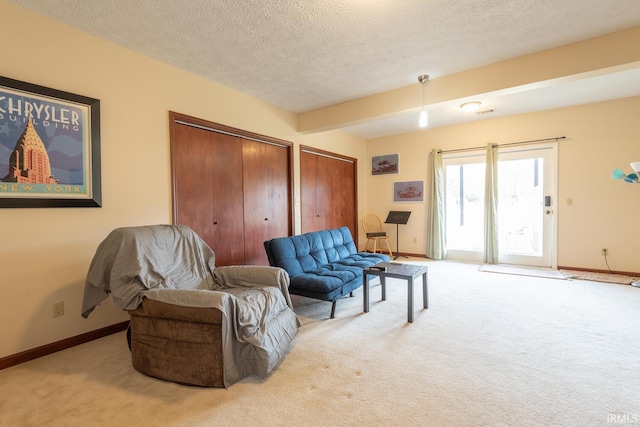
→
(82, 224, 299, 387)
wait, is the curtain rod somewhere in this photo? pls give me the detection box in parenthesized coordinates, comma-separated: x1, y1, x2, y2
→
(437, 136, 566, 154)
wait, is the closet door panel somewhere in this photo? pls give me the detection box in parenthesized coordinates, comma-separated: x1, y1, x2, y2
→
(300, 150, 319, 233)
(172, 123, 216, 244)
(242, 139, 290, 265)
(316, 155, 337, 231)
(334, 158, 357, 238)
(208, 133, 245, 266)
(172, 124, 245, 266)
(300, 147, 357, 239)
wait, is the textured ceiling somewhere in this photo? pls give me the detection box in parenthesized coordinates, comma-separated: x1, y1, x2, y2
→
(8, 0, 640, 138)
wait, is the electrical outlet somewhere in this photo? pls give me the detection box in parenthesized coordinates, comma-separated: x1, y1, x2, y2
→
(602, 248, 608, 257)
(52, 301, 64, 318)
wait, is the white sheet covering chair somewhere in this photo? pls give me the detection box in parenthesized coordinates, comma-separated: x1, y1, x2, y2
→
(362, 213, 394, 257)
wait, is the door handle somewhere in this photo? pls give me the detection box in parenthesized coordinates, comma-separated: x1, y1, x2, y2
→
(545, 209, 553, 215)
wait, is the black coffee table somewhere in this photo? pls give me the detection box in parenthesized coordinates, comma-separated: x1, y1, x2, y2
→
(363, 262, 428, 323)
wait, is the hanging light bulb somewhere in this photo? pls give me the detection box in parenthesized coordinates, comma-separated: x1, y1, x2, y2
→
(419, 110, 428, 128)
(418, 74, 429, 128)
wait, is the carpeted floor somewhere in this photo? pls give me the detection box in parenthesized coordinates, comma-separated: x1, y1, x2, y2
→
(1, 260, 639, 426)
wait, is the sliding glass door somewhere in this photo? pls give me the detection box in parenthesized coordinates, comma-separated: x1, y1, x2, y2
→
(443, 144, 557, 267)
(444, 153, 486, 262)
(497, 147, 556, 267)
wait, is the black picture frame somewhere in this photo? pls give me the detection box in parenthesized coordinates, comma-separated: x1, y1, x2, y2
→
(0, 76, 101, 208)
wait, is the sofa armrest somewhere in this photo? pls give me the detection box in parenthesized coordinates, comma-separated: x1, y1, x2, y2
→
(213, 265, 293, 308)
(142, 288, 228, 309)
(129, 295, 223, 324)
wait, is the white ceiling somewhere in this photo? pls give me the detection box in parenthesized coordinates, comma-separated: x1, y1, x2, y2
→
(8, 0, 640, 139)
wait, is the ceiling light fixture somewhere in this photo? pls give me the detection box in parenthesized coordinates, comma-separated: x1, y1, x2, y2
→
(418, 74, 429, 128)
(460, 101, 482, 112)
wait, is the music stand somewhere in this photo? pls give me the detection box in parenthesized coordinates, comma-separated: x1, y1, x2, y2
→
(384, 211, 411, 260)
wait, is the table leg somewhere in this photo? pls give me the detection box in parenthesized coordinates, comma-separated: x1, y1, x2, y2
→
(381, 276, 386, 301)
(363, 273, 369, 313)
(407, 276, 414, 323)
(422, 272, 428, 309)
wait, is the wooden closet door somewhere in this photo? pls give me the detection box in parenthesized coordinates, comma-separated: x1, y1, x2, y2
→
(316, 154, 339, 231)
(333, 157, 357, 238)
(242, 139, 290, 265)
(300, 150, 320, 232)
(300, 147, 357, 239)
(171, 112, 294, 267)
(172, 124, 245, 266)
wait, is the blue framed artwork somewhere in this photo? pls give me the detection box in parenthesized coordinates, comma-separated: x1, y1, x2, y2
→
(393, 180, 424, 203)
(0, 76, 101, 207)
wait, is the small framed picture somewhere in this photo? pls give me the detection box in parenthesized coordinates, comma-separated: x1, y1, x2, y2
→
(393, 180, 424, 203)
(371, 153, 398, 175)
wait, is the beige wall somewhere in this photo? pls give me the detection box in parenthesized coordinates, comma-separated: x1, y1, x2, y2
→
(367, 96, 640, 272)
(0, 2, 368, 358)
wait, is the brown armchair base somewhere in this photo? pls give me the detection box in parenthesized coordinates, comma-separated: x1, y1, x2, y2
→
(128, 299, 225, 387)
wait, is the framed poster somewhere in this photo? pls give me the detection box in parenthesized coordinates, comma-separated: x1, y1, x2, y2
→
(371, 153, 398, 175)
(393, 180, 424, 203)
(0, 76, 101, 208)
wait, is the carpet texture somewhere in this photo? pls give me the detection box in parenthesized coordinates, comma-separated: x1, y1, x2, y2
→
(1, 261, 639, 426)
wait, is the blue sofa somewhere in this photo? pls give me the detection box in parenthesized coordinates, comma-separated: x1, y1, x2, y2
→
(264, 226, 391, 318)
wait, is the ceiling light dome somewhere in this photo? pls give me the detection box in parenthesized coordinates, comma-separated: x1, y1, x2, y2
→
(460, 101, 482, 112)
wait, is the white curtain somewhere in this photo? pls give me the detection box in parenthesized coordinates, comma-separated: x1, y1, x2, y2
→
(484, 143, 499, 264)
(427, 149, 447, 259)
